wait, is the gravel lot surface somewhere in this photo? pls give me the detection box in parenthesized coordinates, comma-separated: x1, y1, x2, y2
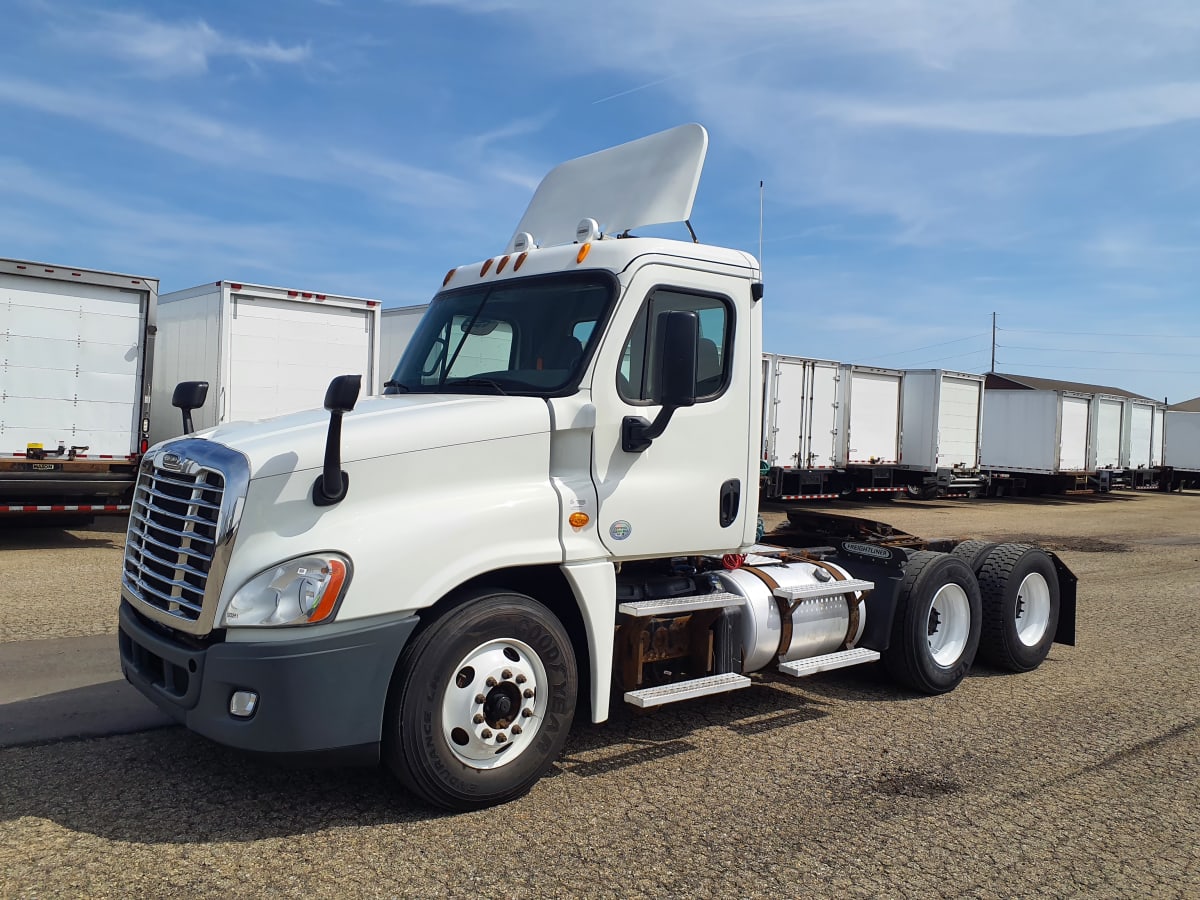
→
(2, 493, 1198, 898)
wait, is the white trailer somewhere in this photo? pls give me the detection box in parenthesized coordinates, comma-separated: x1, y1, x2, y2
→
(897, 369, 984, 472)
(761, 356, 908, 499)
(151, 281, 382, 444)
(379, 304, 429, 391)
(0, 258, 157, 516)
(1165, 404, 1200, 487)
(982, 389, 1093, 476)
(837, 365, 903, 467)
(1092, 395, 1125, 470)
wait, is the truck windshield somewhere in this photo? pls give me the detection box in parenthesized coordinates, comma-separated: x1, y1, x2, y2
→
(386, 271, 617, 397)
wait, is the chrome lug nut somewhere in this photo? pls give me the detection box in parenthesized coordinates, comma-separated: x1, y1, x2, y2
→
(522, 708, 534, 718)
(523, 688, 534, 699)
(501, 669, 513, 680)
(515, 674, 527, 684)
(485, 676, 498, 687)
(474, 693, 486, 704)
(496, 733, 508, 743)
(473, 713, 485, 724)
(511, 724, 523, 735)
(481, 728, 493, 739)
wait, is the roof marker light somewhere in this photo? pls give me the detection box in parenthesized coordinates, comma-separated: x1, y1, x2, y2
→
(496, 255, 511, 274)
(71, 272, 81, 277)
(513, 252, 529, 271)
(288, 290, 298, 297)
(302, 292, 312, 298)
(576, 243, 591, 264)
(231, 283, 243, 290)
(316, 294, 326, 299)
(443, 268, 457, 286)
(480, 258, 494, 277)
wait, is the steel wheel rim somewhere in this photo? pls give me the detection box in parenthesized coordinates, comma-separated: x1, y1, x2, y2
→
(441, 638, 548, 770)
(927, 583, 970, 667)
(1014, 572, 1051, 647)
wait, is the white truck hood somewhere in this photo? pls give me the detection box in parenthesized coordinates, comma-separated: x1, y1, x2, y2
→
(188, 394, 552, 479)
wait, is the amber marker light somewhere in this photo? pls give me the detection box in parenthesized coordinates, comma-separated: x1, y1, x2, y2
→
(513, 251, 529, 271)
(576, 243, 591, 264)
(568, 512, 590, 528)
(496, 255, 511, 273)
(480, 258, 494, 276)
(442, 268, 457, 286)
(307, 559, 348, 623)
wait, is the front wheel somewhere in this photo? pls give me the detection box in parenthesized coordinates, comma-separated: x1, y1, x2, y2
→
(384, 589, 577, 810)
(883, 551, 982, 694)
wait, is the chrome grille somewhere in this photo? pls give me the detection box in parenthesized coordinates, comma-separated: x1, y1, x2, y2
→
(123, 464, 225, 623)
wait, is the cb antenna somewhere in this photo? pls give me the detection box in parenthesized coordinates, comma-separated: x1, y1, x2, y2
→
(758, 180, 764, 269)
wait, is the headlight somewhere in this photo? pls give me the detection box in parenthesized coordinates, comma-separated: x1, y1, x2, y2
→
(222, 554, 350, 627)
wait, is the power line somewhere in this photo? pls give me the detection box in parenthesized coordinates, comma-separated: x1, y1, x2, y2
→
(855, 331, 990, 364)
(908, 348, 991, 367)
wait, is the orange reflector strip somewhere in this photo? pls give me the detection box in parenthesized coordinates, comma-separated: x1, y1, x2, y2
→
(496, 254, 510, 274)
(443, 268, 457, 286)
(514, 252, 528, 271)
(568, 512, 589, 528)
(480, 258, 494, 276)
(576, 243, 591, 264)
(307, 559, 347, 623)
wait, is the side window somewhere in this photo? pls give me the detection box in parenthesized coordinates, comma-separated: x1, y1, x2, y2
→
(618, 288, 731, 403)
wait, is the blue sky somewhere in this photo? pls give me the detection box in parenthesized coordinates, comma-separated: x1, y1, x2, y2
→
(4, 0, 1199, 401)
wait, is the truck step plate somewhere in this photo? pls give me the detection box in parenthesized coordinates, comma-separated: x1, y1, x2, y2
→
(624, 673, 751, 708)
(618, 591, 745, 617)
(778, 647, 881, 678)
(772, 579, 874, 602)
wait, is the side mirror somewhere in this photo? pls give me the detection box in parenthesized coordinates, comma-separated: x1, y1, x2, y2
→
(313, 374, 362, 506)
(172, 381, 210, 435)
(655, 310, 699, 409)
(622, 310, 699, 453)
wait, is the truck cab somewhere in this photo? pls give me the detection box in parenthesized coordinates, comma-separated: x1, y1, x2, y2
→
(118, 125, 1075, 810)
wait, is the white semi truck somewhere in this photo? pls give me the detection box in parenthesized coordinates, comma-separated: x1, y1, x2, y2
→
(117, 125, 1077, 810)
(0, 258, 158, 518)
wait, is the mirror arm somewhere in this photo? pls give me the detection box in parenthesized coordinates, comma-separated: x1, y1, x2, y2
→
(621, 406, 679, 453)
(312, 410, 350, 506)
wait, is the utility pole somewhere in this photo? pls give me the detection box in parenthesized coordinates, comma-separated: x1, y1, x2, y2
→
(990, 312, 996, 373)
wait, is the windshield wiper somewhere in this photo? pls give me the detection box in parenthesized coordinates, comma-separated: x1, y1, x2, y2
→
(383, 380, 410, 393)
(444, 377, 509, 395)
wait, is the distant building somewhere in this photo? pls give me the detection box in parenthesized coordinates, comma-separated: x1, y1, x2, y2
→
(984, 372, 1156, 402)
(1168, 397, 1200, 412)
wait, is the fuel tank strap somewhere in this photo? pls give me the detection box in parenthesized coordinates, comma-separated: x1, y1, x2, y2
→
(741, 566, 791, 660)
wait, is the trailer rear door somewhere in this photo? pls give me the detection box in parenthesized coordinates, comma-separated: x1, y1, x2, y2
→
(0, 273, 144, 457)
(937, 375, 982, 468)
(227, 294, 375, 422)
(1129, 403, 1154, 468)
(1059, 395, 1090, 470)
(846, 369, 901, 464)
(1095, 397, 1123, 468)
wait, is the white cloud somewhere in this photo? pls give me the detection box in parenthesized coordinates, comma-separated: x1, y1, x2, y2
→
(54, 10, 310, 78)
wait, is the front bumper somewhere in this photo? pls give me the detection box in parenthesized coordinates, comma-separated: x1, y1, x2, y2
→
(118, 601, 420, 761)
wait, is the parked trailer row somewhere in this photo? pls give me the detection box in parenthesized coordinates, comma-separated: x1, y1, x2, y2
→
(981, 388, 1166, 492)
(0, 258, 157, 517)
(1165, 404, 1200, 489)
(760, 354, 985, 501)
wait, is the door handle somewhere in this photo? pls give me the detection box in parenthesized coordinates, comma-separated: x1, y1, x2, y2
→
(719, 478, 740, 528)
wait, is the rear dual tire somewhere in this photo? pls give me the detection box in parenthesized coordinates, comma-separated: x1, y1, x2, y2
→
(883, 551, 982, 694)
(976, 545, 1060, 672)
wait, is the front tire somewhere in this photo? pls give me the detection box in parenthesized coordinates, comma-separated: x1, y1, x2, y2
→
(883, 551, 982, 694)
(384, 589, 577, 810)
(976, 544, 1060, 672)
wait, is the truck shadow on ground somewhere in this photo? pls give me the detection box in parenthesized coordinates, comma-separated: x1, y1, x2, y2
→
(0, 681, 834, 842)
(0, 515, 126, 551)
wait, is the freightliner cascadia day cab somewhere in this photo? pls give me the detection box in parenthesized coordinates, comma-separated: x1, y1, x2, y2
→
(0, 258, 158, 519)
(118, 125, 1077, 810)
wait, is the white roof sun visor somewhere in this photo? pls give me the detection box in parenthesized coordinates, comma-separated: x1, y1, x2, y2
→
(507, 123, 709, 253)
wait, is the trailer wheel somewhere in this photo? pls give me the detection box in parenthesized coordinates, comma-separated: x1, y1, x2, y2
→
(951, 540, 1000, 572)
(976, 544, 1060, 672)
(384, 589, 577, 810)
(883, 552, 981, 694)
